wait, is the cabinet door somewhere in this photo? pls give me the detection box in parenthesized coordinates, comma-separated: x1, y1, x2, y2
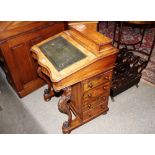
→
(10, 42, 37, 85)
(8, 33, 46, 91)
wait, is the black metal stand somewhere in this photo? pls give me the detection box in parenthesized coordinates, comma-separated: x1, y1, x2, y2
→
(110, 48, 148, 97)
(110, 22, 155, 99)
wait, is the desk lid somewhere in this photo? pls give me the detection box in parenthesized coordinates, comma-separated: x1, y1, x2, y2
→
(69, 24, 112, 52)
(31, 30, 118, 84)
(31, 31, 96, 82)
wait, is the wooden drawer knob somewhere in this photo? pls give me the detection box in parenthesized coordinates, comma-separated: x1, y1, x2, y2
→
(88, 82, 93, 88)
(88, 113, 92, 118)
(88, 104, 91, 109)
(103, 97, 106, 100)
(88, 93, 92, 98)
(103, 86, 106, 90)
(105, 76, 109, 80)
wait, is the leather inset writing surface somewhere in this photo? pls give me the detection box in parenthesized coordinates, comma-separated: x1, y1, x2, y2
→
(39, 36, 87, 71)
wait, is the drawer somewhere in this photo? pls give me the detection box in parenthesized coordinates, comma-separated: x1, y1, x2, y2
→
(82, 70, 112, 92)
(82, 95, 108, 112)
(83, 103, 108, 120)
(83, 82, 110, 102)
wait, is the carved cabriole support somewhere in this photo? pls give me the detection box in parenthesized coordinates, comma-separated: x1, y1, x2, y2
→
(58, 87, 72, 134)
(37, 66, 54, 101)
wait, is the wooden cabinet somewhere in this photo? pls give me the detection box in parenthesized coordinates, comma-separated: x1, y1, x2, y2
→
(71, 69, 112, 121)
(0, 22, 65, 97)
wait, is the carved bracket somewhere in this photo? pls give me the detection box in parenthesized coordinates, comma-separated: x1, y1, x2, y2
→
(58, 87, 72, 133)
(37, 66, 54, 101)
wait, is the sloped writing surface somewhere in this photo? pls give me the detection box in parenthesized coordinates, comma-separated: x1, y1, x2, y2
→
(39, 36, 87, 71)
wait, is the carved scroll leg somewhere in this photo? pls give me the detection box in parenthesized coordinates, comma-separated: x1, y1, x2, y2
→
(37, 66, 54, 101)
(58, 99, 72, 132)
(58, 87, 72, 134)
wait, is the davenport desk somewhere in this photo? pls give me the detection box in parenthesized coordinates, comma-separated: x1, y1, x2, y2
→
(31, 24, 118, 133)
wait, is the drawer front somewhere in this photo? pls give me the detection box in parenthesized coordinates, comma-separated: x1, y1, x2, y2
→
(83, 103, 108, 120)
(82, 70, 112, 92)
(83, 82, 110, 102)
(82, 95, 108, 112)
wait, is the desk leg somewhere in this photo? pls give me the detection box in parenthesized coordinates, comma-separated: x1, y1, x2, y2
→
(58, 87, 72, 134)
(37, 67, 54, 101)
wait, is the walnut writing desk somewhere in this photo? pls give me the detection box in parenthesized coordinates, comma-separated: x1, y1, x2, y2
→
(31, 25, 118, 133)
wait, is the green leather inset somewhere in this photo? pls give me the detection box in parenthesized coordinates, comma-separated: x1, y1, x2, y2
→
(39, 36, 86, 71)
